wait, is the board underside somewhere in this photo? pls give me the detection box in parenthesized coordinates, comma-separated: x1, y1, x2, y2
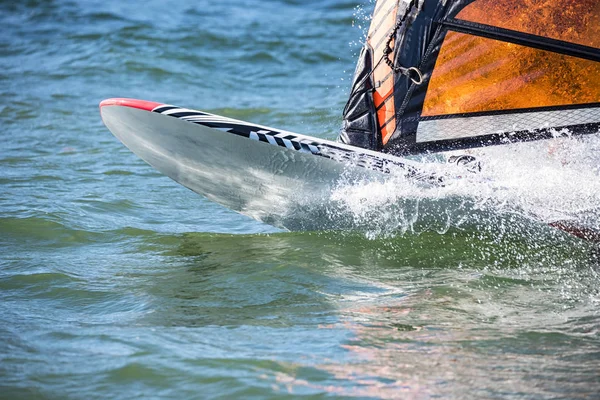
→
(100, 100, 395, 230)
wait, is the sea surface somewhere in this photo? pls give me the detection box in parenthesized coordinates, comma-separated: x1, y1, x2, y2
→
(1, 0, 600, 399)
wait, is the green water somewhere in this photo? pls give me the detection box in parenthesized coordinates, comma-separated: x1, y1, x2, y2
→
(1, 0, 599, 398)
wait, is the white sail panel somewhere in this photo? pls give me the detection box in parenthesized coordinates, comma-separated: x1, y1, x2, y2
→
(417, 108, 600, 143)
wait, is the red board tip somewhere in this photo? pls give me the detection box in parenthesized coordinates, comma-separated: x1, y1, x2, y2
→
(99, 98, 164, 111)
(550, 221, 600, 243)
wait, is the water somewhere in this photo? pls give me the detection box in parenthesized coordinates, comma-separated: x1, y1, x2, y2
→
(1, 1, 599, 398)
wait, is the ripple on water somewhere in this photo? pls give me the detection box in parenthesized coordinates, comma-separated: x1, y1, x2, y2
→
(1, 0, 599, 398)
(0, 217, 100, 246)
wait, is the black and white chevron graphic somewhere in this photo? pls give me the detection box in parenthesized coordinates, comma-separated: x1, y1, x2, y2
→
(152, 105, 442, 185)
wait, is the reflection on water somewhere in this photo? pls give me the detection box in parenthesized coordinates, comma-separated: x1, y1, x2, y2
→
(120, 231, 600, 398)
(315, 285, 600, 398)
(1, 220, 598, 398)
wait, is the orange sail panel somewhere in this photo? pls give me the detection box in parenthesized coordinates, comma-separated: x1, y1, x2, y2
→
(422, 32, 600, 117)
(456, 0, 600, 49)
(367, 0, 399, 145)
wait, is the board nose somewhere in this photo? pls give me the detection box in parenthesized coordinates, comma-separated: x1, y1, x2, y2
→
(99, 98, 163, 112)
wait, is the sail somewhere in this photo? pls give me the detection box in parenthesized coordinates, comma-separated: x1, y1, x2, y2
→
(340, 0, 600, 154)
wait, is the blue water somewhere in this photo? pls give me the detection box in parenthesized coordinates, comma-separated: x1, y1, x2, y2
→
(1, 1, 600, 399)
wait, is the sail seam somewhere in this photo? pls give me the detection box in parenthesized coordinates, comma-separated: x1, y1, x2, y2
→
(371, 0, 392, 22)
(379, 113, 396, 130)
(372, 26, 396, 53)
(376, 91, 394, 112)
(373, 69, 394, 90)
(369, 3, 401, 42)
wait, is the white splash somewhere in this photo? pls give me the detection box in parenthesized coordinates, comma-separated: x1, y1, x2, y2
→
(327, 134, 600, 239)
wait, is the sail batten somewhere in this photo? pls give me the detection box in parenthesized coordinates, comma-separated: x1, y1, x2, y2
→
(444, 19, 600, 63)
(340, 0, 600, 154)
(456, 0, 600, 49)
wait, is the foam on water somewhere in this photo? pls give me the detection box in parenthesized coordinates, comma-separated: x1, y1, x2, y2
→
(321, 134, 600, 240)
(463, 134, 600, 219)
